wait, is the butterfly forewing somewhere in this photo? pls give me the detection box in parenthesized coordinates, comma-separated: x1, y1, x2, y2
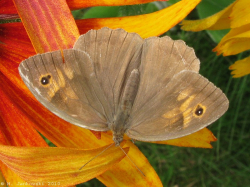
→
(73, 27, 144, 116)
(126, 70, 229, 141)
(131, 36, 200, 113)
(19, 49, 110, 131)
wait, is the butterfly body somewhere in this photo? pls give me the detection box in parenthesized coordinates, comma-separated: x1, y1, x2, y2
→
(19, 28, 229, 145)
(111, 69, 140, 146)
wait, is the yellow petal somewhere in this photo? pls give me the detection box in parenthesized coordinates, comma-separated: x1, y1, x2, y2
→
(229, 56, 250, 78)
(213, 24, 250, 56)
(181, 1, 236, 31)
(152, 128, 216, 148)
(98, 139, 163, 186)
(230, 0, 250, 28)
(0, 145, 128, 186)
(0, 163, 33, 187)
(76, 0, 201, 38)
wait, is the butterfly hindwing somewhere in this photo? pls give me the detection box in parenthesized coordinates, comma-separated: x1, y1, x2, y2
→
(126, 70, 229, 141)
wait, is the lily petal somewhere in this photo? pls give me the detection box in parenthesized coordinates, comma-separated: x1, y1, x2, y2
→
(213, 24, 250, 56)
(181, 1, 235, 31)
(230, 0, 250, 28)
(229, 56, 250, 78)
(76, 0, 201, 38)
(0, 145, 128, 186)
(153, 128, 216, 148)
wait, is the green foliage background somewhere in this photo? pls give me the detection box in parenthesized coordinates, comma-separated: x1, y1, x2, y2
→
(72, 1, 250, 186)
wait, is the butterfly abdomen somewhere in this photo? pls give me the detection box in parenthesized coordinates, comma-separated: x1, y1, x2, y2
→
(111, 69, 140, 146)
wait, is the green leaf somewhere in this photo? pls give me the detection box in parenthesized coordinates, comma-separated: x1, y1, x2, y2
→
(83, 6, 120, 19)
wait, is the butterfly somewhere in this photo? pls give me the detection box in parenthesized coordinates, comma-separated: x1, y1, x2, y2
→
(18, 27, 229, 146)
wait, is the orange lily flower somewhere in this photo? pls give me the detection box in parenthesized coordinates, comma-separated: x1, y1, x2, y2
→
(0, 0, 216, 186)
(181, 0, 250, 78)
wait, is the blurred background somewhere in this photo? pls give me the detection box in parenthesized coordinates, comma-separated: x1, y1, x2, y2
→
(71, 0, 250, 186)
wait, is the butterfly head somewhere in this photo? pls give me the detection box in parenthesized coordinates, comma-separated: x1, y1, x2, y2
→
(111, 122, 126, 146)
(113, 133, 124, 146)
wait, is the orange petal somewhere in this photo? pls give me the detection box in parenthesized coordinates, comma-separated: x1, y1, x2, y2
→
(181, 1, 235, 31)
(76, 0, 201, 38)
(213, 24, 250, 56)
(229, 56, 250, 78)
(230, 0, 250, 28)
(13, 0, 80, 53)
(0, 79, 48, 147)
(0, 144, 128, 186)
(152, 128, 216, 148)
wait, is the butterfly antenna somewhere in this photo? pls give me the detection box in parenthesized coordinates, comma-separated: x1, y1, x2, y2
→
(119, 145, 145, 177)
(79, 143, 115, 170)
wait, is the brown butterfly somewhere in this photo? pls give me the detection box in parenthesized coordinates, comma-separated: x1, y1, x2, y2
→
(18, 27, 229, 146)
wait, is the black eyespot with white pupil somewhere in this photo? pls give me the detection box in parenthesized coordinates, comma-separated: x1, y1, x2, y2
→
(195, 106, 204, 116)
(41, 75, 51, 85)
